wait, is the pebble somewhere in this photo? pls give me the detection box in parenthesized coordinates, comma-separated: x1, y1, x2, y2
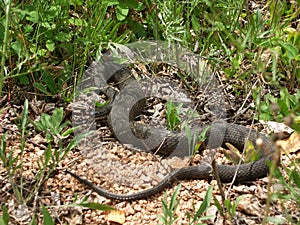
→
(134, 204, 142, 212)
(140, 174, 151, 182)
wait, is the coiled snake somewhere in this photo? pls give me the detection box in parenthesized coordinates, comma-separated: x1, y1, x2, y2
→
(67, 66, 276, 201)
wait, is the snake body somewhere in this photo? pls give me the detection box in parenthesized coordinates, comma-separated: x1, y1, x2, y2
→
(68, 66, 276, 201)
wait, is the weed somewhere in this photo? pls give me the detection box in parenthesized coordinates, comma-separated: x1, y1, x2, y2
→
(0, 100, 91, 223)
(158, 185, 213, 225)
(186, 185, 213, 225)
(254, 87, 300, 131)
(165, 100, 182, 131)
(41, 205, 55, 225)
(0, 206, 9, 225)
(158, 184, 181, 225)
(266, 160, 300, 224)
(214, 195, 243, 221)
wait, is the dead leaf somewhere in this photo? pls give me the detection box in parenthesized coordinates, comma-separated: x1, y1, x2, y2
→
(169, 157, 189, 169)
(276, 132, 300, 154)
(237, 194, 262, 217)
(224, 142, 243, 164)
(106, 210, 126, 224)
(260, 120, 294, 134)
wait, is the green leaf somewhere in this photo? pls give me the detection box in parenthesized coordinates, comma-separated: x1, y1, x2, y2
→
(46, 40, 55, 51)
(78, 203, 115, 211)
(21, 99, 29, 138)
(42, 205, 55, 225)
(44, 144, 52, 166)
(244, 140, 261, 162)
(170, 184, 181, 211)
(280, 42, 298, 60)
(51, 108, 64, 133)
(0, 219, 7, 225)
(95, 101, 110, 108)
(213, 196, 224, 217)
(25, 10, 39, 23)
(54, 32, 71, 42)
(18, 75, 29, 85)
(166, 100, 182, 131)
(224, 199, 232, 214)
(41, 113, 52, 130)
(116, 5, 129, 21)
(193, 185, 212, 220)
(291, 169, 300, 188)
(63, 130, 94, 159)
(0, 206, 9, 225)
(11, 40, 23, 56)
(28, 215, 37, 225)
(199, 126, 210, 142)
(41, 71, 57, 95)
(102, 0, 119, 6)
(33, 82, 51, 95)
(129, 20, 147, 38)
(68, 18, 86, 27)
(231, 196, 243, 215)
(0, 133, 7, 165)
(277, 99, 289, 116)
(191, 15, 201, 32)
(119, 0, 139, 9)
(61, 126, 77, 137)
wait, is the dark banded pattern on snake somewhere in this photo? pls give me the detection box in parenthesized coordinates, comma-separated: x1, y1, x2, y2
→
(68, 66, 276, 201)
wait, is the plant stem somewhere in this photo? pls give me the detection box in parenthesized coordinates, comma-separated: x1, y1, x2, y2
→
(0, 0, 12, 97)
(262, 145, 281, 225)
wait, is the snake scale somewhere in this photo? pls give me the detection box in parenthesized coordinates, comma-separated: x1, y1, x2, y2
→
(67, 65, 276, 201)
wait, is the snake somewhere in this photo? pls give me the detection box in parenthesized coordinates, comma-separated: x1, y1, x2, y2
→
(67, 64, 276, 201)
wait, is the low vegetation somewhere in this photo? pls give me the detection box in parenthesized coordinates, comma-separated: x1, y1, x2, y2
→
(0, 0, 299, 224)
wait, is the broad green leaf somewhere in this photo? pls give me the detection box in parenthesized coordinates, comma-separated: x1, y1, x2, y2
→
(11, 40, 23, 57)
(119, 0, 139, 9)
(41, 114, 52, 130)
(277, 99, 289, 116)
(51, 108, 64, 132)
(166, 100, 182, 131)
(54, 32, 71, 41)
(244, 140, 260, 162)
(46, 40, 55, 52)
(25, 10, 39, 23)
(33, 82, 51, 95)
(18, 75, 29, 85)
(63, 131, 94, 158)
(116, 5, 129, 21)
(280, 42, 298, 60)
(199, 126, 210, 142)
(41, 71, 57, 95)
(42, 205, 55, 225)
(61, 126, 78, 137)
